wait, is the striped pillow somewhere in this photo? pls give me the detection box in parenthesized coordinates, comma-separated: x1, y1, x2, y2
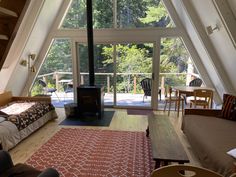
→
(221, 94, 236, 120)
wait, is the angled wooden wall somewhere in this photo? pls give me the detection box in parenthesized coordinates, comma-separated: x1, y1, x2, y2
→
(0, 0, 29, 70)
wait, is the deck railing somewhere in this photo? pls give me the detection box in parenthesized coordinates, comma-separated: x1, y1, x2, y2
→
(37, 71, 200, 93)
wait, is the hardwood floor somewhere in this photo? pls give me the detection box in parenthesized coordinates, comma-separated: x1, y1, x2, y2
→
(9, 108, 201, 168)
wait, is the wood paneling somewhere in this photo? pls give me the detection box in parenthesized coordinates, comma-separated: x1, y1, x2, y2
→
(0, 0, 29, 69)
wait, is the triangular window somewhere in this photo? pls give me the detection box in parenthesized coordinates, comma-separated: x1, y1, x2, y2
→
(60, 0, 175, 29)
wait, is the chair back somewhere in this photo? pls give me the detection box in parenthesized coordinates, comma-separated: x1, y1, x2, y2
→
(151, 165, 224, 177)
(164, 85, 177, 99)
(38, 79, 47, 88)
(140, 78, 152, 96)
(64, 83, 73, 93)
(189, 78, 203, 87)
(193, 89, 213, 108)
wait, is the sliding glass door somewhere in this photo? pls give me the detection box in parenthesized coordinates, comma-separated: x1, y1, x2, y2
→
(76, 42, 154, 108)
(115, 43, 153, 107)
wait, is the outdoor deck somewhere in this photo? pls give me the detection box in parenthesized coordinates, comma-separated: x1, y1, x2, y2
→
(50, 92, 182, 110)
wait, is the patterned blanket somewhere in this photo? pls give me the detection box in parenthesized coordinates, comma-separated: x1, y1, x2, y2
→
(0, 101, 55, 131)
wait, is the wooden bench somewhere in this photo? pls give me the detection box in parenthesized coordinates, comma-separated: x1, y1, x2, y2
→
(147, 115, 189, 168)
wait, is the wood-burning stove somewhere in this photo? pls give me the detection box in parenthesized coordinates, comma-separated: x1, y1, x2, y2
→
(77, 85, 104, 119)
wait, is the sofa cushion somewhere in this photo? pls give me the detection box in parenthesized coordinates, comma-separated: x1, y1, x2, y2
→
(182, 114, 236, 176)
(221, 94, 236, 120)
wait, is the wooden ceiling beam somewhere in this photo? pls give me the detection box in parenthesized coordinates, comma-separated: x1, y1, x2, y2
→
(0, 7, 18, 17)
(0, 34, 8, 40)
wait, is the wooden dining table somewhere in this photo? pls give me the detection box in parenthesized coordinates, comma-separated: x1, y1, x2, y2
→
(174, 86, 215, 117)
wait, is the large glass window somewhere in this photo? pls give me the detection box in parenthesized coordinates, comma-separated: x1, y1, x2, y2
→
(31, 39, 73, 106)
(61, 0, 175, 29)
(159, 37, 199, 87)
(117, 0, 174, 28)
(158, 37, 201, 110)
(61, 0, 113, 29)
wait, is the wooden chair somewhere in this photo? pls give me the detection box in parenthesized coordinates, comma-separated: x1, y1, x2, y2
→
(164, 86, 184, 116)
(150, 164, 234, 177)
(189, 78, 203, 87)
(190, 89, 213, 109)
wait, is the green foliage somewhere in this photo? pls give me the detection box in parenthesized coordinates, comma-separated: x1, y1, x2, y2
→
(116, 0, 147, 28)
(102, 44, 152, 93)
(160, 54, 177, 73)
(139, 1, 174, 27)
(62, 0, 87, 28)
(39, 39, 72, 75)
(103, 44, 152, 74)
(31, 82, 43, 96)
(61, 0, 173, 29)
(161, 38, 189, 73)
(78, 44, 88, 73)
(93, 0, 113, 28)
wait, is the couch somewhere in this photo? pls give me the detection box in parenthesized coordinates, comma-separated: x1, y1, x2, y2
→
(182, 107, 236, 177)
(0, 150, 59, 177)
(0, 91, 57, 151)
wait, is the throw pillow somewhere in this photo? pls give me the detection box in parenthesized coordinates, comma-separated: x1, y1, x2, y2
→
(221, 94, 236, 120)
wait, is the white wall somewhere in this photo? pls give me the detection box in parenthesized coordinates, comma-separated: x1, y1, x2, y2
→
(228, 0, 236, 17)
(189, 0, 236, 93)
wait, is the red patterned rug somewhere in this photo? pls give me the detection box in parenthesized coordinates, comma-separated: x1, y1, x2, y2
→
(26, 128, 154, 177)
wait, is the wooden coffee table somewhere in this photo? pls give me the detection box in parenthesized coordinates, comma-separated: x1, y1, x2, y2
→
(147, 115, 189, 168)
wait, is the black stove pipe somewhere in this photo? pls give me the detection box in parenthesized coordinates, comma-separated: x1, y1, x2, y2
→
(86, 0, 95, 86)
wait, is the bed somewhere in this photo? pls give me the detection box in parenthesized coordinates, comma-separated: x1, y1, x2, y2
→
(0, 91, 57, 151)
